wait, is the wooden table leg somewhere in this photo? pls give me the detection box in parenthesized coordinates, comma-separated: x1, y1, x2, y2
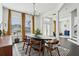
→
(42, 44, 45, 56)
(56, 47, 60, 56)
(25, 44, 28, 54)
(22, 42, 26, 50)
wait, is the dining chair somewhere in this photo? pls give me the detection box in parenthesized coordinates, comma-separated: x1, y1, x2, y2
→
(22, 37, 26, 50)
(22, 36, 30, 54)
(29, 38, 44, 56)
(45, 39, 60, 56)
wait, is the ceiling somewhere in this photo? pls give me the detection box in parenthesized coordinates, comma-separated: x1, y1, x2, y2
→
(2, 3, 61, 16)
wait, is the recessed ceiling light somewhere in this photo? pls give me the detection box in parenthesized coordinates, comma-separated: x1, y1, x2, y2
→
(65, 8, 67, 10)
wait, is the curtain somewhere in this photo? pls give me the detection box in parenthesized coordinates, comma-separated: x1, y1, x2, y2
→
(31, 16, 35, 34)
(7, 9, 11, 35)
(22, 13, 26, 41)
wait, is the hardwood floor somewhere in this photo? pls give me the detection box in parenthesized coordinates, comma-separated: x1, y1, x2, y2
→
(59, 38, 79, 56)
(13, 38, 79, 56)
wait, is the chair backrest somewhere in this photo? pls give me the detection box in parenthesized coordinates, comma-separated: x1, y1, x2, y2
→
(25, 36, 30, 44)
(30, 39, 42, 45)
(30, 38, 43, 50)
(53, 39, 59, 44)
(48, 39, 59, 44)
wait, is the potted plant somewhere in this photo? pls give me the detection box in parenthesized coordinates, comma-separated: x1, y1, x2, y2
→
(3, 29, 6, 35)
(0, 30, 2, 36)
(35, 28, 42, 36)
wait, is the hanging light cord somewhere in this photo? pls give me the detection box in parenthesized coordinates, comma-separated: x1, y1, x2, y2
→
(33, 3, 36, 16)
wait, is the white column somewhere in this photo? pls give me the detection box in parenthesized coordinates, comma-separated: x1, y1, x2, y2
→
(50, 18, 53, 36)
(77, 8, 79, 42)
(56, 11, 59, 40)
(0, 4, 3, 30)
(71, 11, 75, 38)
(70, 14, 72, 38)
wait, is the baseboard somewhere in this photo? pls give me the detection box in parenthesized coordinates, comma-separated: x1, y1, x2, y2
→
(68, 39, 79, 45)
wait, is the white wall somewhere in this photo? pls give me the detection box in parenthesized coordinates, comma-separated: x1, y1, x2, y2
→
(0, 4, 3, 30)
(59, 3, 79, 42)
(59, 17, 71, 35)
(76, 5, 79, 42)
(3, 8, 8, 31)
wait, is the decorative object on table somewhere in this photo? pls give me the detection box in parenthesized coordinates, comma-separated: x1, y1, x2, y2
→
(0, 29, 2, 36)
(35, 28, 42, 36)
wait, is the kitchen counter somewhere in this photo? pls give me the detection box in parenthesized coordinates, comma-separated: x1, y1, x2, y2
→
(0, 36, 12, 56)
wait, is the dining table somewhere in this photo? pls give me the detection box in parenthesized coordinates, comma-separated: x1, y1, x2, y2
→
(26, 34, 56, 39)
(25, 33, 57, 55)
(26, 34, 57, 43)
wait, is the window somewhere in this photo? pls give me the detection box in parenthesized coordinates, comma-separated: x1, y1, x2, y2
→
(43, 17, 53, 36)
(11, 11, 22, 42)
(25, 15, 31, 34)
(11, 11, 22, 36)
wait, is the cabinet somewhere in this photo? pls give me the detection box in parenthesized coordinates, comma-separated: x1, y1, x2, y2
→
(0, 36, 12, 56)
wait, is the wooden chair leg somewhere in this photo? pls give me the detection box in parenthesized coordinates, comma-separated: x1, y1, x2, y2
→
(39, 50, 41, 56)
(56, 47, 60, 56)
(22, 42, 26, 50)
(42, 51, 44, 56)
(47, 49, 50, 56)
(47, 49, 48, 53)
(25, 45, 28, 54)
(29, 46, 32, 56)
(49, 50, 52, 56)
(42, 47, 45, 56)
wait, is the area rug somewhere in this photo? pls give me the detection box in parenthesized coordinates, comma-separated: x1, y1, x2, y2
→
(13, 42, 70, 56)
